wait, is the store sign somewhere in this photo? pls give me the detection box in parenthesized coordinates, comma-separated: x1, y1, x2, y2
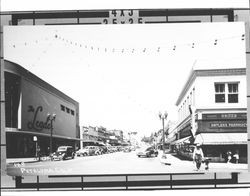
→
(203, 113, 246, 120)
(210, 122, 247, 128)
(103, 10, 143, 24)
(27, 105, 54, 131)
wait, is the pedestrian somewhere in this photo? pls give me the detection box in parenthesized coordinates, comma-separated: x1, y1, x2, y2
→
(233, 150, 239, 164)
(203, 158, 210, 170)
(193, 143, 204, 171)
(227, 151, 232, 163)
(37, 145, 41, 161)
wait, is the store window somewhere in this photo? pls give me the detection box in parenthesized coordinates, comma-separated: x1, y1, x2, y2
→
(215, 83, 225, 103)
(228, 83, 238, 103)
(5, 72, 21, 128)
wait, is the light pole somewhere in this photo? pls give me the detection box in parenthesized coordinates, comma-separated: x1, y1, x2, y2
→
(33, 136, 37, 158)
(47, 113, 56, 156)
(159, 111, 168, 154)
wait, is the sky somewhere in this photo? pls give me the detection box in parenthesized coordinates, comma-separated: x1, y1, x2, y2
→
(3, 22, 246, 137)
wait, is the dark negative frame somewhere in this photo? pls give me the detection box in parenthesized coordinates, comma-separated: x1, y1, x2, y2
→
(11, 173, 249, 190)
(1, 7, 250, 190)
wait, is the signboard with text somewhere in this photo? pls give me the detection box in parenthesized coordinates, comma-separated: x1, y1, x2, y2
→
(202, 113, 247, 120)
(210, 122, 247, 128)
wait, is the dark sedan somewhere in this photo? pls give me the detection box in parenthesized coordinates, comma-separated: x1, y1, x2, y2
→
(137, 146, 158, 158)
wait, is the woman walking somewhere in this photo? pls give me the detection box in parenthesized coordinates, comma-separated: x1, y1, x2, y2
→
(193, 144, 204, 171)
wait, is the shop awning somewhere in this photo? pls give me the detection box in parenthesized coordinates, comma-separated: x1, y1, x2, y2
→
(171, 136, 192, 145)
(6, 128, 82, 141)
(165, 136, 177, 144)
(82, 140, 105, 145)
(194, 133, 247, 145)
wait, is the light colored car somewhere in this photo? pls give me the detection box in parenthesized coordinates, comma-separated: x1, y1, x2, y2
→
(76, 146, 101, 156)
(123, 147, 131, 153)
(76, 148, 89, 157)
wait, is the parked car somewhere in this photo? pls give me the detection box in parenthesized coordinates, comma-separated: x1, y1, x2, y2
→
(137, 146, 158, 158)
(107, 146, 116, 153)
(123, 147, 131, 153)
(94, 146, 103, 155)
(98, 146, 108, 154)
(75, 148, 89, 157)
(51, 146, 75, 161)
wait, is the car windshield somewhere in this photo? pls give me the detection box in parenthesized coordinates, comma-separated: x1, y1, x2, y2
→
(57, 147, 67, 151)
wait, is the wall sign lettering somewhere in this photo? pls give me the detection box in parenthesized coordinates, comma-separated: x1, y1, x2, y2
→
(27, 105, 55, 131)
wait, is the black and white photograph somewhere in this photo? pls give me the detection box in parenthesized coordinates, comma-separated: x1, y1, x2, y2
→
(2, 20, 248, 176)
(1, 0, 250, 192)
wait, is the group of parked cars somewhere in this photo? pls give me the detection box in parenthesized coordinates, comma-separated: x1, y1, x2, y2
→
(75, 145, 135, 157)
(51, 145, 140, 161)
(51, 145, 158, 161)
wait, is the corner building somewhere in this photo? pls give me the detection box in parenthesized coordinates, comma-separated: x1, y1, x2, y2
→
(173, 67, 247, 163)
(4, 60, 80, 158)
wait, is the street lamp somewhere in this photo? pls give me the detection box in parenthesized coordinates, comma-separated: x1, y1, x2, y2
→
(33, 136, 38, 158)
(159, 111, 168, 154)
(47, 113, 56, 156)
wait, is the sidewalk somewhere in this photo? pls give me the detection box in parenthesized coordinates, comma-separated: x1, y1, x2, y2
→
(6, 156, 51, 164)
(158, 151, 248, 172)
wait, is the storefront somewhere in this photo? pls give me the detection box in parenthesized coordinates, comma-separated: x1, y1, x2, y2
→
(194, 132, 247, 163)
(172, 112, 247, 162)
(6, 129, 79, 158)
(195, 113, 247, 163)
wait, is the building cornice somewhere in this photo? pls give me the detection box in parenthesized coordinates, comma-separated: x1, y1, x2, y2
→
(175, 68, 246, 106)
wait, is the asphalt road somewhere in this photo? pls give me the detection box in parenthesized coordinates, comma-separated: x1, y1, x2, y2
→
(7, 151, 248, 176)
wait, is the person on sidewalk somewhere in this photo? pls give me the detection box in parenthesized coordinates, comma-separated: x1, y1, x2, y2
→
(193, 143, 204, 171)
(233, 150, 239, 164)
(227, 151, 232, 163)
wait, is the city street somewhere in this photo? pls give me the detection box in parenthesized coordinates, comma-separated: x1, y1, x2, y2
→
(6, 151, 248, 176)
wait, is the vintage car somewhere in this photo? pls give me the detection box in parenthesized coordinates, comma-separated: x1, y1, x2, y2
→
(76, 146, 101, 156)
(51, 146, 75, 161)
(75, 148, 89, 157)
(123, 147, 132, 153)
(136, 146, 158, 158)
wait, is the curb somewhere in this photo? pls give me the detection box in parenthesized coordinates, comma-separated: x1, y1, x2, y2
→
(6, 157, 51, 164)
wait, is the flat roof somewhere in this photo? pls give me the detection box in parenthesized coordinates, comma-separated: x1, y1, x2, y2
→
(175, 67, 246, 106)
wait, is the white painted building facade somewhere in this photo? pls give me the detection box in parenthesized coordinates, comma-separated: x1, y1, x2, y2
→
(173, 67, 247, 162)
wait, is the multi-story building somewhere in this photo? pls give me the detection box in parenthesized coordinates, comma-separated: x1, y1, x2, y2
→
(4, 60, 80, 158)
(80, 126, 125, 147)
(80, 126, 100, 147)
(97, 126, 107, 143)
(172, 66, 247, 163)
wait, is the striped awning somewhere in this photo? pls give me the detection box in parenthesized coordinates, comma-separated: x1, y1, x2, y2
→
(194, 133, 247, 145)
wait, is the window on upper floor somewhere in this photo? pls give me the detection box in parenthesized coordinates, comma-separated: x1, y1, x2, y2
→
(228, 83, 238, 103)
(214, 83, 239, 103)
(215, 83, 225, 103)
(60, 104, 65, 111)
